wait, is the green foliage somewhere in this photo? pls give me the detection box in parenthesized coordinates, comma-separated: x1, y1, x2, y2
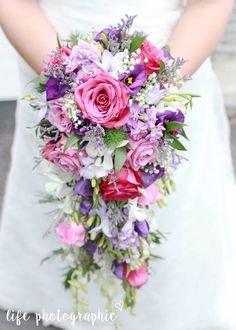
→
(104, 128, 127, 148)
(63, 134, 82, 152)
(114, 147, 127, 174)
(129, 35, 147, 53)
(165, 121, 186, 132)
(166, 133, 187, 151)
(30, 75, 48, 93)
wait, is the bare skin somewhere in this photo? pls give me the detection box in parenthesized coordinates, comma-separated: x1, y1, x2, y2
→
(0, 0, 234, 75)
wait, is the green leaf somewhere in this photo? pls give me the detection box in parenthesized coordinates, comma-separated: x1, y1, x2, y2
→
(165, 121, 186, 132)
(180, 128, 189, 140)
(57, 33, 62, 48)
(129, 35, 147, 53)
(64, 268, 76, 290)
(63, 134, 82, 152)
(114, 147, 127, 174)
(171, 139, 186, 151)
(104, 128, 127, 148)
(101, 32, 109, 48)
(159, 60, 165, 74)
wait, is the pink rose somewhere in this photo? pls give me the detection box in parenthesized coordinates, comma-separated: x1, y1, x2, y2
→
(74, 72, 130, 128)
(47, 97, 72, 134)
(139, 40, 168, 75)
(126, 265, 149, 288)
(138, 183, 163, 206)
(41, 136, 82, 174)
(56, 219, 86, 247)
(127, 138, 158, 171)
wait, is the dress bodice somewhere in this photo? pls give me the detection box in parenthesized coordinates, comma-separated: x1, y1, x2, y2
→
(39, 0, 185, 45)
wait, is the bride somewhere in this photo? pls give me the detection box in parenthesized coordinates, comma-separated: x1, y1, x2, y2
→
(0, 0, 235, 329)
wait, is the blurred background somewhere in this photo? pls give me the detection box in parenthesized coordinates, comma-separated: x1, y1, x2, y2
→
(0, 3, 236, 329)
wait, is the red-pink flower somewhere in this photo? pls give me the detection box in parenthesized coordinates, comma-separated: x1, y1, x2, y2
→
(127, 138, 158, 171)
(41, 136, 82, 174)
(47, 97, 72, 134)
(99, 168, 142, 201)
(41, 46, 71, 73)
(74, 72, 130, 128)
(126, 265, 149, 288)
(56, 219, 86, 247)
(139, 40, 168, 75)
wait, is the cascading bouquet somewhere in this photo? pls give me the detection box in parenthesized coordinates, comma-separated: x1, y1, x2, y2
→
(24, 15, 196, 315)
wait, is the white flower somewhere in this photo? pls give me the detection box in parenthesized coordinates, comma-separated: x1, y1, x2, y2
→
(98, 50, 125, 78)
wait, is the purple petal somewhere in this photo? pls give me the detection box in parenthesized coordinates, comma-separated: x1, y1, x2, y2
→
(74, 178, 93, 197)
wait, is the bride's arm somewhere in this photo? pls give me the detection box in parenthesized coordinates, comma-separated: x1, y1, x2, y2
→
(0, 0, 57, 73)
(168, 0, 234, 75)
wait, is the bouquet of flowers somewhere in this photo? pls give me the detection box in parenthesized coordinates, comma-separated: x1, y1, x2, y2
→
(24, 15, 196, 314)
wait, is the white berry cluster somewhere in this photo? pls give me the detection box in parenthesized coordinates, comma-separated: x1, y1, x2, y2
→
(117, 48, 142, 75)
(62, 94, 81, 128)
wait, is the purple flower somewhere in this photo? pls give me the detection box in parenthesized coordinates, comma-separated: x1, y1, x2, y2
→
(157, 109, 185, 135)
(74, 178, 93, 197)
(111, 225, 140, 250)
(45, 77, 69, 101)
(119, 64, 146, 96)
(94, 28, 122, 49)
(80, 199, 93, 216)
(141, 165, 164, 188)
(134, 220, 150, 238)
(85, 241, 97, 256)
(157, 109, 185, 124)
(112, 261, 126, 280)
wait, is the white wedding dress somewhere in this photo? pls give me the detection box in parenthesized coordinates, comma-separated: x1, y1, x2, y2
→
(1, 0, 236, 329)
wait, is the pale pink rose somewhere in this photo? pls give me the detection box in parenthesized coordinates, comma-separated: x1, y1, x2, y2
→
(47, 97, 72, 134)
(138, 183, 163, 206)
(56, 219, 86, 247)
(126, 265, 149, 288)
(74, 72, 130, 128)
(127, 138, 158, 171)
(41, 136, 82, 174)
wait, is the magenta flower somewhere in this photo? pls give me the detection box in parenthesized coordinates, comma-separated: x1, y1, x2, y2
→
(126, 265, 149, 288)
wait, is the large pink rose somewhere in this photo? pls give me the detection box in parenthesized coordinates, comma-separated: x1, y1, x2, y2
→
(74, 72, 130, 128)
(127, 138, 158, 171)
(126, 265, 149, 288)
(56, 219, 86, 247)
(41, 136, 82, 174)
(47, 97, 72, 134)
(139, 40, 168, 75)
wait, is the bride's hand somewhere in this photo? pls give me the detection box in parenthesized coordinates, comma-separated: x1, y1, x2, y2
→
(168, 0, 234, 75)
(0, 0, 57, 73)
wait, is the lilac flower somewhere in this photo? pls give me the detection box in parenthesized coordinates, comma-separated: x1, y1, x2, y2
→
(65, 40, 101, 73)
(94, 28, 122, 49)
(134, 220, 150, 238)
(126, 103, 165, 142)
(141, 164, 165, 188)
(80, 199, 93, 216)
(45, 77, 69, 101)
(111, 224, 140, 250)
(119, 64, 146, 96)
(112, 261, 126, 280)
(74, 178, 93, 197)
(148, 84, 167, 104)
